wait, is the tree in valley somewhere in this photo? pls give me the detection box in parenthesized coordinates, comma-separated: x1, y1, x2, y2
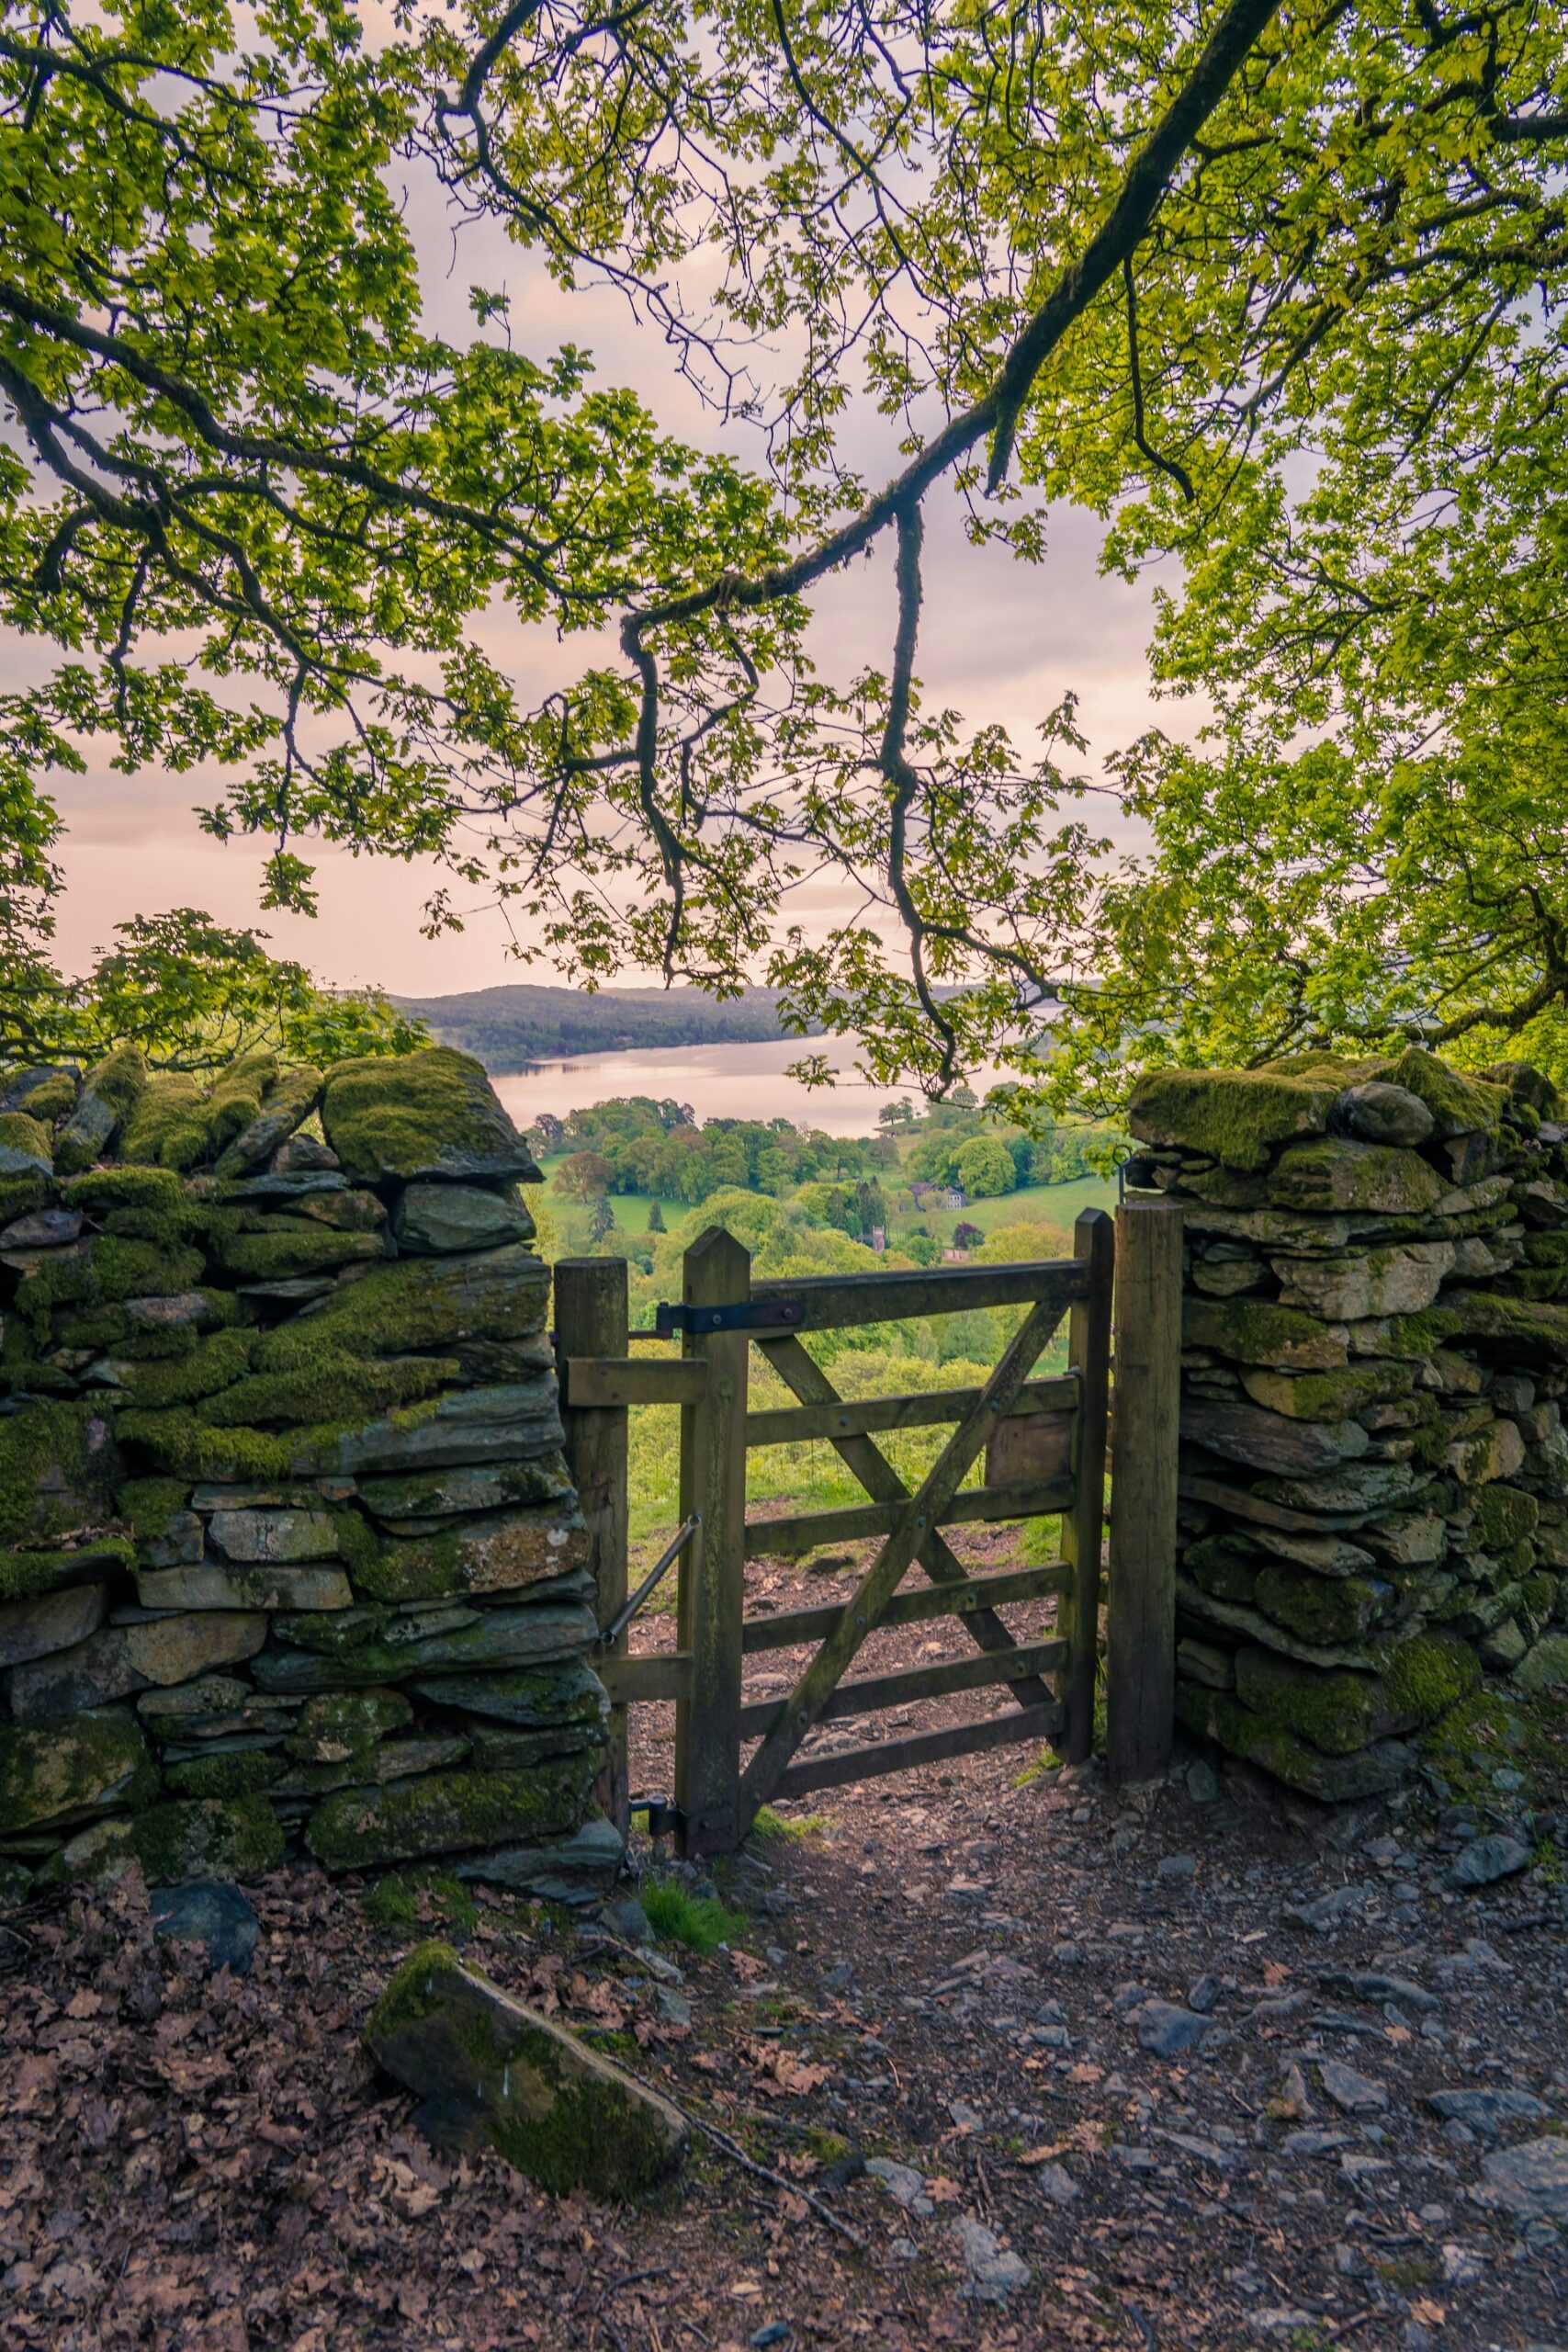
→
(5, 3, 1568, 1089)
(554, 1150, 615, 1202)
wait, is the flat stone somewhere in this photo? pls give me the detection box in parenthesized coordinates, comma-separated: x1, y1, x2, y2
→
(136, 1563, 354, 1612)
(212, 1066, 323, 1177)
(356, 1453, 573, 1523)
(1176, 1637, 1235, 1690)
(1180, 1397, 1370, 1475)
(1274, 1245, 1455, 1322)
(255, 1243, 550, 1369)
(365, 1939, 686, 2194)
(352, 1503, 590, 1603)
(454, 1816, 624, 1901)
(137, 1675, 299, 1739)
(1449, 1835, 1530, 1888)
(391, 1182, 536, 1255)
(0, 1208, 84, 1250)
(306, 1751, 595, 1870)
(1125, 1069, 1338, 1170)
(290, 1382, 564, 1479)
(0, 1715, 157, 1830)
(252, 1600, 595, 1690)
(1318, 1969, 1437, 2014)
(1427, 2088, 1547, 2138)
(150, 1879, 261, 1974)
(321, 1047, 542, 1186)
(0, 1580, 107, 1668)
(271, 1732, 471, 1800)
(413, 1658, 607, 1729)
(1257, 1459, 1427, 1513)
(6, 1611, 267, 1717)
(1032, 2161, 1081, 2206)
(207, 1508, 341, 1564)
(1183, 1296, 1350, 1371)
(1476, 2138, 1568, 2225)
(1317, 2059, 1389, 2115)
(1282, 2129, 1351, 2158)
(1339, 1083, 1436, 1147)
(1249, 1528, 1378, 1578)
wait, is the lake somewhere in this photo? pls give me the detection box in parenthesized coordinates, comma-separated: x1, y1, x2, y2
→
(491, 1034, 957, 1136)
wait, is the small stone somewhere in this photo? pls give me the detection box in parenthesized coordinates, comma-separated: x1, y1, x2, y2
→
(1287, 1884, 1373, 1933)
(598, 1894, 651, 1945)
(750, 2325, 791, 2350)
(366, 1941, 687, 2194)
(863, 2157, 933, 2217)
(654, 1985, 692, 2027)
(1033, 2160, 1080, 2205)
(1186, 1757, 1221, 1803)
(1426, 2087, 1547, 2138)
(1134, 1999, 1209, 2059)
(951, 2216, 1030, 2303)
(0, 1207, 84, 1249)
(1157, 1852, 1197, 1883)
(150, 1879, 261, 1974)
(1317, 2060, 1389, 2116)
(1282, 2128, 1350, 2158)
(1439, 2244, 1483, 2289)
(1318, 1969, 1438, 2015)
(1187, 1973, 1221, 2014)
(1449, 1835, 1531, 1889)
(1273, 2064, 1314, 2122)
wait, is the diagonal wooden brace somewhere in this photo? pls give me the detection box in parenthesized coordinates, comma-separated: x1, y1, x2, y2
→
(754, 1329, 1062, 1709)
(739, 1286, 1069, 1819)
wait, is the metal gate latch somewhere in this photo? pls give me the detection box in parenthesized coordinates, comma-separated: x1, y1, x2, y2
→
(652, 1295, 805, 1339)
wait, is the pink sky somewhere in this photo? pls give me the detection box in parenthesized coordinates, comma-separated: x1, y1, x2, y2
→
(22, 164, 1174, 1001)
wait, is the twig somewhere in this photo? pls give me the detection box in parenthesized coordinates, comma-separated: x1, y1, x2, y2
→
(598, 2268, 671, 2308)
(609, 2054, 867, 2252)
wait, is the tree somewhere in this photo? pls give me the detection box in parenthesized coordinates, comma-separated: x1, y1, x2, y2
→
(953, 1223, 985, 1252)
(6, 3, 1568, 1091)
(554, 1151, 614, 1202)
(645, 1200, 666, 1234)
(955, 1137, 1017, 1199)
(587, 1193, 615, 1244)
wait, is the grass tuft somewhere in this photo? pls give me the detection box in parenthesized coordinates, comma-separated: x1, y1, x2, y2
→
(641, 1875, 748, 1952)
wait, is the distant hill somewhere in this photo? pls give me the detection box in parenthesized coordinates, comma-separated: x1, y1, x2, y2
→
(393, 983, 797, 1070)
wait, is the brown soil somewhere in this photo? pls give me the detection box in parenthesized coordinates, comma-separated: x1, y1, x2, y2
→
(3, 1531, 1564, 2352)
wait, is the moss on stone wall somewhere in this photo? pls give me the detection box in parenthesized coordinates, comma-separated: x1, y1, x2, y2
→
(1126, 1068, 1340, 1170)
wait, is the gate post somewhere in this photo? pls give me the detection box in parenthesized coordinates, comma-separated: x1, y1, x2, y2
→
(1059, 1207, 1114, 1763)
(675, 1227, 750, 1856)
(555, 1257, 630, 1835)
(1106, 1196, 1184, 1792)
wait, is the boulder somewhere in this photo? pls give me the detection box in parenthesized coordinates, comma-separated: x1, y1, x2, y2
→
(365, 1940, 687, 2195)
(321, 1047, 542, 1186)
(130, 1795, 284, 1883)
(391, 1182, 536, 1255)
(454, 1816, 624, 1900)
(1369, 1047, 1506, 1137)
(1511, 1631, 1568, 1690)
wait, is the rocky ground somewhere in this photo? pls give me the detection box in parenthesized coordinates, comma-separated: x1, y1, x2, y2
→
(3, 1532, 1566, 2352)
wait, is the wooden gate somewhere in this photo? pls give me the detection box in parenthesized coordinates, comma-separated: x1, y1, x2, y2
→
(556, 1200, 1179, 1856)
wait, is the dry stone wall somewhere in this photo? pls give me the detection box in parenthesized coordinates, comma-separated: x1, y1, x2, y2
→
(1124, 1047, 1568, 1802)
(0, 1044, 615, 1905)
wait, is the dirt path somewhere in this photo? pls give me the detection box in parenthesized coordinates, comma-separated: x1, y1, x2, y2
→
(3, 1535, 1565, 2352)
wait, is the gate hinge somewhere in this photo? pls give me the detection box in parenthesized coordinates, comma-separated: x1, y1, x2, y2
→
(652, 1295, 805, 1339)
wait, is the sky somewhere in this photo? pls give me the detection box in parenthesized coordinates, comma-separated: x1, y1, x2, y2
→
(20, 133, 1179, 1005)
